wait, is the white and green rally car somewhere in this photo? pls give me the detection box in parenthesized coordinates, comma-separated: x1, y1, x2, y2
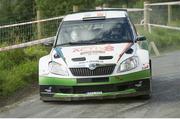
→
(39, 9, 152, 101)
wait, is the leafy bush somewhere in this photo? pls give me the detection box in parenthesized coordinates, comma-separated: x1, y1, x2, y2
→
(0, 45, 49, 97)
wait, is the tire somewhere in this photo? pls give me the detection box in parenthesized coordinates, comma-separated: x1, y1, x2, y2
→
(139, 59, 152, 99)
(139, 80, 152, 99)
(149, 59, 152, 95)
(42, 100, 48, 102)
(140, 92, 151, 99)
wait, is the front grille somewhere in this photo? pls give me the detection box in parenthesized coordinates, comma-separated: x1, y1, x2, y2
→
(70, 64, 116, 76)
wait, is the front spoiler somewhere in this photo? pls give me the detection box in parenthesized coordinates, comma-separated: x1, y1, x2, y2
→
(40, 90, 150, 101)
(39, 70, 151, 101)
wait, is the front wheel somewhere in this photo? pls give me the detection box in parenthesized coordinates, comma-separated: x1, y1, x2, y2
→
(139, 60, 152, 99)
(140, 91, 151, 99)
(138, 78, 152, 99)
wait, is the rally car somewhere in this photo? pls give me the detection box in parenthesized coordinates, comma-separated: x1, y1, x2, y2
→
(39, 9, 152, 101)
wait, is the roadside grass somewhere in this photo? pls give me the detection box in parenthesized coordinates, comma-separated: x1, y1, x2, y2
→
(136, 26, 180, 55)
(0, 45, 49, 98)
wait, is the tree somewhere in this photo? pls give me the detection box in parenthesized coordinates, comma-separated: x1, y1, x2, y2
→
(0, 0, 35, 25)
(35, 0, 97, 18)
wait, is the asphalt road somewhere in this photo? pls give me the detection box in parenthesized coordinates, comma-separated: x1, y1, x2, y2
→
(1, 51, 180, 118)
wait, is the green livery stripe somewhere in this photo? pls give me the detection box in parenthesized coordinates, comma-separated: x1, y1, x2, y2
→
(39, 69, 150, 86)
(110, 69, 150, 84)
(39, 77, 76, 85)
(53, 89, 136, 98)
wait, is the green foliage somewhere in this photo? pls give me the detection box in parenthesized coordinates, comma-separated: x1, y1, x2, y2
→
(0, 0, 36, 25)
(136, 26, 180, 54)
(0, 0, 36, 46)
(36, 0, 70, 18)
(24, 45, 48, 59)
(1, 61, 37, 96)
(0, 45, 49, 97)
(132, 0, 144, 8)
(0, 49, 26, 69)
(36, 0, 97, 18)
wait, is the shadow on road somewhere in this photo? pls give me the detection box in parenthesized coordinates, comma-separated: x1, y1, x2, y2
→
(47, 97, 149, 105)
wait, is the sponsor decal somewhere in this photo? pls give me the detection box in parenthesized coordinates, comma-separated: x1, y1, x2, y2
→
(79, 60, 103, 64)
(86, 91, 103, 95)
(80, 51, 105, 55)
(72, 44, 114, 55)
(142, 63, 149, 69)
(96, 12, 105, 17)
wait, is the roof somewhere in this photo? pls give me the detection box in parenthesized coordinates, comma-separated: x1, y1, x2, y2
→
(63, 9, 127, 21)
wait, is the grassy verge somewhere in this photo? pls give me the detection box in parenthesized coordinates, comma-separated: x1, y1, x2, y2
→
(136, 26, 180, 55)
(0, 45, 50, 106)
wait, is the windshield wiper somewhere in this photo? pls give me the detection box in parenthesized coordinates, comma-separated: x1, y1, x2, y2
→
(96, 39, 133, 43)
(56, 41, 97, 47)
(95, 40, 120, 43)
(56, 42, 81, 46)
(56, 39, 133, 47)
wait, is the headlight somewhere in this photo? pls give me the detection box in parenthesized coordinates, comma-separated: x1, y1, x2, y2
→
(48, 61, 68, 76)
(117, 56, 138, 72)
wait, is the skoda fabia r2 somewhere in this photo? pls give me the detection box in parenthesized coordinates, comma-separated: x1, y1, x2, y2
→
(39, 9, 152, 101)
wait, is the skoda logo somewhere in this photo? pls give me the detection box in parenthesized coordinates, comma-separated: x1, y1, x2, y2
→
(88, 63, 97, 70)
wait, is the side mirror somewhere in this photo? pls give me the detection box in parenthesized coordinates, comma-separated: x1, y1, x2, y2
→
(43, 37, 55, 46)
(136, 36, 146, 41)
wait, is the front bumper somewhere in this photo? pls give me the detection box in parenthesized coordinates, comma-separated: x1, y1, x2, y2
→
(39, 70, 151, 101)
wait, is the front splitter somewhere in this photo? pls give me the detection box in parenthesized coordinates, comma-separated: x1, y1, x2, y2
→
(40, 89, 149, 101)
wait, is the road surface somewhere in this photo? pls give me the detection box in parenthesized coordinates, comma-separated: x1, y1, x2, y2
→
(1, 51, 180, 118)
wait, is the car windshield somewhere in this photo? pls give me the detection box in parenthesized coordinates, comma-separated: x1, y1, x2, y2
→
(56, 18, 134, 46)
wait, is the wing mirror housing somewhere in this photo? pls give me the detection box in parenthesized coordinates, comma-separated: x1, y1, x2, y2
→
(136, 36, 146, 42)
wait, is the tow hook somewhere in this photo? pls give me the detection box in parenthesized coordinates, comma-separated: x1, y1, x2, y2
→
(135, 81, 143, 87)
(45, 87, 52, 93)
